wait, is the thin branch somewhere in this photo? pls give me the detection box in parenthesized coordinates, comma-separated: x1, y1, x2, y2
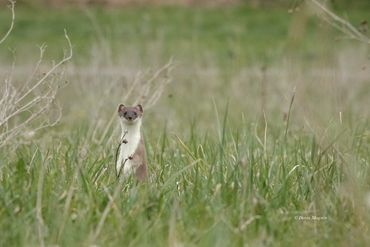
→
(0, 92, 48, 126)
(0, 99, 53, 147)
(15, 29, 73, 105)
(93, 59, 174, 145)
(0, 28, 72, 147)
(19, 44, 47, 95)
(310, 0, 370, 44)
(0, 0, 15, 45)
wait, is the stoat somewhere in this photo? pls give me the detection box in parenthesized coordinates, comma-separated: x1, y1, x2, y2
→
(115, 104, 147, 181)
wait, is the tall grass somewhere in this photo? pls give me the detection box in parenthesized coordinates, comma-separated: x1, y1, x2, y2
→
(0, 4, 370, 247)
(1, 112, 369, 246)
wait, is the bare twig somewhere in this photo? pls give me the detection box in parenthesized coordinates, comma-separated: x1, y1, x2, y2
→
(89, 58, 174, 145)
(19, 44, 47, 95)
(309, 0, 370, 44)
(15, 30, 73, 105)
(136, 58, 174, 109)
(0, 0, 15, 45)
(0, 27, 73, 147)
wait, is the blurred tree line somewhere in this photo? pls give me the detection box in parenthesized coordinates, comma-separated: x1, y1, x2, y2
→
(3, 0, 370, 8)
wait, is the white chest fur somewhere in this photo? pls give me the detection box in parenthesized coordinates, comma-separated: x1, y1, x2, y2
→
(116, 122, 141, 177)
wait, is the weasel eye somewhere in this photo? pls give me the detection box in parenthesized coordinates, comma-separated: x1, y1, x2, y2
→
(123, 112, 127, 117)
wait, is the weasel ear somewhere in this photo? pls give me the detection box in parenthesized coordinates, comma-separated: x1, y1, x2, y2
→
(118, 104, 125, 112)
(137, 104, 143, 113)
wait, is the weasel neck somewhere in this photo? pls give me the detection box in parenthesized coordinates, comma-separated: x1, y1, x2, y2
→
(120, 119, 142, 139)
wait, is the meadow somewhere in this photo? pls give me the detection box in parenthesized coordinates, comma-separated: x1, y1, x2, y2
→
(0, 2, 369, 246)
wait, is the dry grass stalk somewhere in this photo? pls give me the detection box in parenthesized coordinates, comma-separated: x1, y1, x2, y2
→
(89, 59, 174, 145)
(0, 2, 73, 148)
(36, 153, 48, 247)
(0, 1, 15, 45)
(309, 0, 370, 44)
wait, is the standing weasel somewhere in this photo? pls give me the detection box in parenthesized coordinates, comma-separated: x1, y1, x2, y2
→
(115, 104, 147, 181)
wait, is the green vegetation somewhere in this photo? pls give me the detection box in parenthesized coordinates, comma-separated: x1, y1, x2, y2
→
(0, 6, 368, 64)
(2, 118, 369, 246)
(0, 4, 370, 247)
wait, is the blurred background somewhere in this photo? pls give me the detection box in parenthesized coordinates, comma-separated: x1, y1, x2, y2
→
(0, 0, 369, 137)
(2, 0, 370, 7)
(1, 1, 370, 246)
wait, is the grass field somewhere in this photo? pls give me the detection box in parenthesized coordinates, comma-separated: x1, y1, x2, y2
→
(0, 3, 370, 246)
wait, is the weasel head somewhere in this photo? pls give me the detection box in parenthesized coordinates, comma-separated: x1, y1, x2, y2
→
(118, 104, 143, 126)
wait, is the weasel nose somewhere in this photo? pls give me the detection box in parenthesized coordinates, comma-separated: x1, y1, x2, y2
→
(128, 116, 133, 120)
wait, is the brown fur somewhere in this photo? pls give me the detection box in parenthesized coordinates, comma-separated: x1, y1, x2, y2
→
(118, 104, 143, 120)
(116, 103, 147, 181)
(132, 137, 147, 181)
